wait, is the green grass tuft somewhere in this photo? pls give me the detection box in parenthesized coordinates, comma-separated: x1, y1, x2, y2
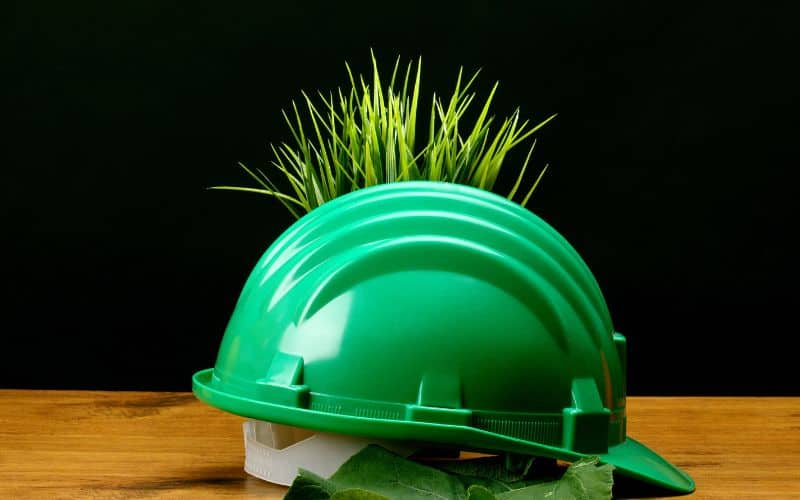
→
(213, 51, 555, 218)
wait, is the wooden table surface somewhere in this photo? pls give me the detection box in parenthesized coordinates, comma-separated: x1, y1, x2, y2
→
(0, 391, 798, 499)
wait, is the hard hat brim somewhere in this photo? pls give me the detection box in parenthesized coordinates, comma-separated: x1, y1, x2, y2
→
(194, 368, 694, 494)
(601, 436, 695, 493)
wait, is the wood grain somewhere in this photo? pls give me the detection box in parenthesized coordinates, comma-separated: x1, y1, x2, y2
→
(0, 391, 797, 499)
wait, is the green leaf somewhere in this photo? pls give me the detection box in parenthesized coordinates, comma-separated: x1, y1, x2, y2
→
(428, 454, 561, 494)
(432, 454, 535, 483)
(330, 488, 389, 500)
(466, 485, 499, 500)
(284, 447, 613, 500)
(330, 445, 466, 499)
(496, 457, 614, 500)
(284, 470, 338, 500)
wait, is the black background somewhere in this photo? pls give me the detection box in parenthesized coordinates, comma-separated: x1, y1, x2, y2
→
(4, 1, 798, 394)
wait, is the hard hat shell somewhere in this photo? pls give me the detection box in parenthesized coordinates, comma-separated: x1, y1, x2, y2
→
(193, 181, 694, 493)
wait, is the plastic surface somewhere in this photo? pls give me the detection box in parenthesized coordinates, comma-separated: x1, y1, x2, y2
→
(193, 181, 694, 494)
(243, 421, 417, 485)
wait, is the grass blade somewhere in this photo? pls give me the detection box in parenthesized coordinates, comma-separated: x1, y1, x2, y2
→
(217, 54, 555, 217)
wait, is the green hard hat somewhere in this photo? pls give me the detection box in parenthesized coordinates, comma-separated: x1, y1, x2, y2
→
(193, 181, 694, 494)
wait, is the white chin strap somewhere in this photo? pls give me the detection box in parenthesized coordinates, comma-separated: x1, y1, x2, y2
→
(243, 420, 419, 486)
